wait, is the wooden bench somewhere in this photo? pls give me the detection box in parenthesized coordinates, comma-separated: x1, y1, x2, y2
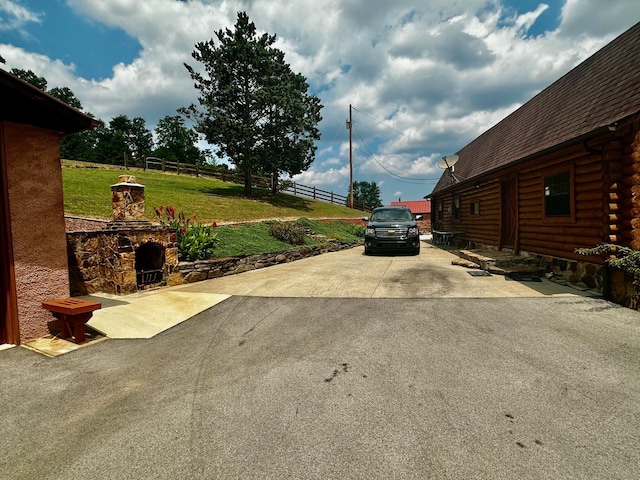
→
(42, 298, 102, 344)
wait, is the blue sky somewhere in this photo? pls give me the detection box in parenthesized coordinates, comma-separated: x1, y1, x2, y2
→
(1, 0, 639, 206)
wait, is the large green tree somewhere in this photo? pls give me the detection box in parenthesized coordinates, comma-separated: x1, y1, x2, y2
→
(97, 115, 154, 167)
(94, 123, 128, 165)
(181, 11, 322, 196)
(348, 181, 383, 210)
(260, 72, 322, 194)
(61, 119, 100, 162)
(153, 115, 202, 164)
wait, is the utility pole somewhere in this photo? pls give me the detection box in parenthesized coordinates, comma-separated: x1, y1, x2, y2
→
(347, 104, 353, 208)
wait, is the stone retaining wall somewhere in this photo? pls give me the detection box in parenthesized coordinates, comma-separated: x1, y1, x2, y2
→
(178, 240, 362, 284)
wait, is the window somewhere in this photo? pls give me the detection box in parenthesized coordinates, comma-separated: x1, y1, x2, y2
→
(544, 171, 570, 217)
(452, 197, 461, 220)
(470, 201, 479, 215)
(438, 201, 443, 220)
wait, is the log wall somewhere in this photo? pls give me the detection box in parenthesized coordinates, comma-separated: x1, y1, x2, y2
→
(431, 179, 501, 247)
(517, 143, 605, 260)
(629, 130, 640, 250)
(431, 128, 639, 262)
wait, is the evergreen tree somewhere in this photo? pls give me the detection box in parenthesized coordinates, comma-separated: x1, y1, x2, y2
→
(182, 11, 322, 196)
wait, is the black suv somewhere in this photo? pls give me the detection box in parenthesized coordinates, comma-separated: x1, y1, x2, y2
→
(363, 206, 421, 255)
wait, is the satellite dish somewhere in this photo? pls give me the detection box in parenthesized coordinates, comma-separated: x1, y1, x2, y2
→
(437, 154, 459, 169)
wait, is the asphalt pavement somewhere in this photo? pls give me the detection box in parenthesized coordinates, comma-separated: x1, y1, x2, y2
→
(1, 242, 639, 479)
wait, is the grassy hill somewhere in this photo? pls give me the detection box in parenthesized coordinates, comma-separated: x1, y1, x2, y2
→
(62, 161, 367, 257)
(62, 160, 367, 223)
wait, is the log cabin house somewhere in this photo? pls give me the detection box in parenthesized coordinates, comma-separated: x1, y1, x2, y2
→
(427, 22, 640, 305)
(1, 69, 97, 345)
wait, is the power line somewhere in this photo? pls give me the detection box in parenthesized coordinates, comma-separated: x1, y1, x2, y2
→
(352, 123, 440, 183)
(351, 106, 408, 140)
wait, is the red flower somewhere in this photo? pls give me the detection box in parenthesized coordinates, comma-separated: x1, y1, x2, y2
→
(212, 221, 218, 228)
(181, 227, 187, 235)
(168, 206, 175, 219)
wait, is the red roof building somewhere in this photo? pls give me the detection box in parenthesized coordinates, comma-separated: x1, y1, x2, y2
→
(390, 200, 431, 215)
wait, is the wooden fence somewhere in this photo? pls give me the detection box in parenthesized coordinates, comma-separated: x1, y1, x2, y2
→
(144, 157, 369, 211)
(144, 157, 270, 188)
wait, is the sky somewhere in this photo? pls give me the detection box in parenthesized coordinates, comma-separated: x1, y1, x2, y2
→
(1, 1, 639, 205)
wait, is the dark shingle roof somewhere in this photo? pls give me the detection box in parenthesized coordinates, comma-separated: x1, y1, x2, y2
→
(430, 21, 640, 195)
(0, 68, 98, 134)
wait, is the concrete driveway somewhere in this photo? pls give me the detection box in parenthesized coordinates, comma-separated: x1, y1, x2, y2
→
(82, 242, 591, 340)
(178, 242, 586, 299)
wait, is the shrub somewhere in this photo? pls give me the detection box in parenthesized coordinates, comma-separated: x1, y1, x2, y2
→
(268, 221, 306, 245)
(179, 223, 218, 261)
(154, 205, 218, 261)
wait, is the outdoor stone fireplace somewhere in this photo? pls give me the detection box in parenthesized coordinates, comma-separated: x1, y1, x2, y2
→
(67, 175, 181, 295)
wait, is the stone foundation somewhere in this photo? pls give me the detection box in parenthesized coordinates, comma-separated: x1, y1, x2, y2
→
(462, 241, 637, 305)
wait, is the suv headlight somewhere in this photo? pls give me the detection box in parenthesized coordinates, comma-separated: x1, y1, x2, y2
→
(408, 226, 419, 236)
(365, 227, 375, 236)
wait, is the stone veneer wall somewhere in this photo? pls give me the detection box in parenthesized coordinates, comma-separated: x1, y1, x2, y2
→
(178, 240, 361, 284)
(536, 253, 634, 307)
(67, 227, 180, 295)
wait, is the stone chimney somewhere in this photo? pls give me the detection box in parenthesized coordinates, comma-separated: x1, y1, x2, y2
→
(111, 175, 145, 221)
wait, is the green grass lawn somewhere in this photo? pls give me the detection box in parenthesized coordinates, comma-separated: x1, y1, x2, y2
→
(211, 219, 364, 257)
(62, 161, 366, 223)
(62, 161, 366, 258)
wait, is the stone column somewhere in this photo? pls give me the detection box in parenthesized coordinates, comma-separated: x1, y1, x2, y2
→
(111, 175, 145, 221)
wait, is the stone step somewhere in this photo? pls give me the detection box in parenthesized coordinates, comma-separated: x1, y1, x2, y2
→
(457, 249, 544, 277)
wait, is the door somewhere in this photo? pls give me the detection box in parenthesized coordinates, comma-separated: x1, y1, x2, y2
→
(500, 175, 518, 250)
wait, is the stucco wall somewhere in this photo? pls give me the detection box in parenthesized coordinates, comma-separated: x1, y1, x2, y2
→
(4, 122, 69, 341)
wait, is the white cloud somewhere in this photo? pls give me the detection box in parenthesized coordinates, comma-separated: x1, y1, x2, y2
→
(0, 0, 42, 33)
(293, 166, 349, 186)
(2, 0, 639, 203)
(560, 0, 640, 37)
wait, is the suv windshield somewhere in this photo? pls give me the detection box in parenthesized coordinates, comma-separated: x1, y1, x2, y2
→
(370, 208, 414, 222)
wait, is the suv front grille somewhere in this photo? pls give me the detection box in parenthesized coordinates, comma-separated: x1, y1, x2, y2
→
(374, 227, 409, 239)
